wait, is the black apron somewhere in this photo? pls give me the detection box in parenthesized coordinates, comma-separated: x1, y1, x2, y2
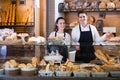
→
(47, 31, 68, 62)
(75, 25, 96, 63)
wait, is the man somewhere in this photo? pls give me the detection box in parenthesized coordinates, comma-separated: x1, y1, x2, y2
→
(71, 11, 111, 63)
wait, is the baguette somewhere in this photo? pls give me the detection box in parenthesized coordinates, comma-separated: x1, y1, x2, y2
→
(95, 49, 109, 63)
(104, 53, 116, 64)
(95, 49, 116, 64)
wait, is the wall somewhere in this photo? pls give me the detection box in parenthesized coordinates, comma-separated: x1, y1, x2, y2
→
(47, 0, 55, 36)
(40, 0, 46, 37)
(47, 0, 65, 36)
(55, 0, 64, 20)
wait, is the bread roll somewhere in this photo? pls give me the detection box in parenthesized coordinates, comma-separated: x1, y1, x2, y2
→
(18, 63, 26, 68)
(39, 59, 46, 66)
(26, 63, 33, 68)
(99, 2, 107, 10)
(115, 2, 120, 10)
(107, 2, 115, 10)
(45, 64, 50, 72)
(32, 57, 38, 67)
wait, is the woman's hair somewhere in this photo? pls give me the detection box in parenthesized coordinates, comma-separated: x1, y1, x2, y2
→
(78, 10, 87, 17)
(54, 17, 65, 31)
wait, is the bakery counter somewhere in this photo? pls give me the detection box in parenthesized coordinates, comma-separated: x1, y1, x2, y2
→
(0, 76, 120, 80)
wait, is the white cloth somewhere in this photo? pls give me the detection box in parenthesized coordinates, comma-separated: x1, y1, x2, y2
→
(71, 24, 107, 45)
(49, 31, 71, 45)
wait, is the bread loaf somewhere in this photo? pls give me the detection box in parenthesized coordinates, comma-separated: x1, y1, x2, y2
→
(99, 2, 107, 10)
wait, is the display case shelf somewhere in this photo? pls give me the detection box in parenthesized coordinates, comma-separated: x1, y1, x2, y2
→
(0, 22, 34, 28)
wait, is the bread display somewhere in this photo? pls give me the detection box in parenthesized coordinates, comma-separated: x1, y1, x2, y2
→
(91, 65, 104, 72)
(27, 36, 46, 44)
(95, 49, 116, 64)
(3, 4, 16, 25)
(3, 60, 20, 76)
(0, 28, 23, 45)
(21, 6, 34, 24)
(3, 59, 18, 68)
(19, 61, 37, 76)
(101, 64, 120, 70)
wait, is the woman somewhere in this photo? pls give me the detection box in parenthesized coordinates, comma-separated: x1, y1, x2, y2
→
(71, 11, 111, 63)
(48, 17, 71, 62)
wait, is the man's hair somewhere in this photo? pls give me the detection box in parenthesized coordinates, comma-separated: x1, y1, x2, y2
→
(78, 10, 87, 17)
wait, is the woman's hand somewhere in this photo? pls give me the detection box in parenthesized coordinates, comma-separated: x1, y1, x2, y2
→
(75, 46, 80, 50)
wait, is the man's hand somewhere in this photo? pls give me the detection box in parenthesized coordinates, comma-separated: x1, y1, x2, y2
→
(75, 46, 80, 50)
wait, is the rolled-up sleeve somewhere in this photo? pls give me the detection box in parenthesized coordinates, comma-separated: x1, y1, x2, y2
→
(92, 26, 106, 42)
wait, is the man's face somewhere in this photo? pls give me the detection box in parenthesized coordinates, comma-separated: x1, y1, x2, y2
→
(78, 13, 88, 23)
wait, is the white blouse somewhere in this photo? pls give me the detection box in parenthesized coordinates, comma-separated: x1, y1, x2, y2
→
(49, 31, 71, 45)
(71, 24, 107, 45)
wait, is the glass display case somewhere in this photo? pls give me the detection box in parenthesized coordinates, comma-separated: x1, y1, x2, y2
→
(1, 0, 120, 80)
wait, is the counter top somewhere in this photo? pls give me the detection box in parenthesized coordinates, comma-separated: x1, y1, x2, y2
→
(0, 75, 120, 80)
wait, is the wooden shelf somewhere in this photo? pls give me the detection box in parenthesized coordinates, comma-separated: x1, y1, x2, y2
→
(59, 8, 120, 13)
(0, 22, 34, 28)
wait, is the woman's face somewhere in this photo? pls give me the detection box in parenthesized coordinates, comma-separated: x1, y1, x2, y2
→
(56, 19, 65, 30)
(78, 13, 88, 24)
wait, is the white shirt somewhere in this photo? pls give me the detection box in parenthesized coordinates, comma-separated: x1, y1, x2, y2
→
(71, 24, 107, 45)
(49, 31, 71, 45)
